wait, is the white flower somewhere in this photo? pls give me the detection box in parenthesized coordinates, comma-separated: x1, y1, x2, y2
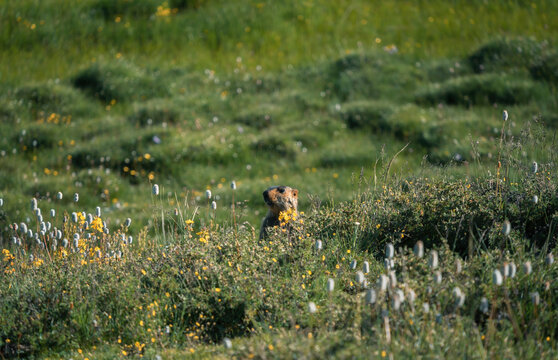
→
(74, 193, 79, 202)
(413, 241, 424, 258)
(365, 289, 376, 305)
(205, 189, 212, 199)
(407, 289, 416, 304)
(532, 195, 538, 204)
(422, 302, 430, 313)
(530, 291, 540, 305)
(429, 250, 439, 269)
(223, 338, 232, 349)
(362, 261, 370, 274)
(388, 271, 397, 288)
(152, 184, 160, 195)
(350, 259, 357, 270)
(50, 209, 56, 218)
(502, 220, 511, 236)
(378, 274, 389, 292)
(503, 110, 508, 122)
(308, 302, 317, 314)
(211, 201, 217, 210)
(385, 243, 395, 259)
(433, 271, 442, 284)
(546, 253, 554, 265)
(230, 181, 237, 190)
(455, 259, 462, 274)
(56, 191, 63, 200)
(315, 240, 323, 251)
(31, 198, 38, 211)
(355, 271, 365, 285)
(327, 278, 335, 292)
(479, 297, 489, 314)
(532, 161, 538, 174)
(96, 206, 101, 217)
(523, 261, 532, 275)
(493, 269, 503, 286)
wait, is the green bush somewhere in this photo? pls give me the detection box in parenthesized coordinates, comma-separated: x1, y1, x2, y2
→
(339, 100, 394, 131)
(415, 74, 541, 106)
(530, 51, 558, 85)
(72, 62, 169, 103)
(468, 37, 545, 73)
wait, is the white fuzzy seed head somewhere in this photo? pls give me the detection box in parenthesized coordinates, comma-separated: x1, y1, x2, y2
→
(56, 192, 63, 200)
(315, 240, 323, 251)
(355, 271, 365, 285)
(429, 250, 439, 269)
(532, 161, 538, 174)
(365, 289, 377, 305)
(327, 278, 335, 292)
(493, 269, 503, 286)
(502, 220, 511, 237)
(152, 184, 160, 195)
(211, 201, 217, 210)
(503, 110, 508, 122)
(74, 193, 79, 202)
(523, 261, 532, 275)
(308, 301, 317, 314)
(230, 181, 236, 190)
(205, 189, 212, 199)
(414, 241, 424, 258)
(385, 243, 395, 259)
(362, 261, 370, 274)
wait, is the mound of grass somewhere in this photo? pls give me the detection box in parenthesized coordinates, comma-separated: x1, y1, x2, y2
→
(14, 82, 98, 119)
(415, 74, 542, 106)
(468, 37, 546, 73)
(128, 101, 180, 127)
(530, 51, 558, 85)
(72, 62, 169, 103)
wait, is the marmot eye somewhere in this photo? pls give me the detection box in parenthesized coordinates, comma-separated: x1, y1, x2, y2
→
(278, 188, 285, 193)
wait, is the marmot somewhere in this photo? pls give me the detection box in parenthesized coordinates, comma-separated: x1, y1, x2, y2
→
(259, 185, 299, 240)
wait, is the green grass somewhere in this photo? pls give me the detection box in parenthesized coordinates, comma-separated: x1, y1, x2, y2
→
(1, 0, 558, 358)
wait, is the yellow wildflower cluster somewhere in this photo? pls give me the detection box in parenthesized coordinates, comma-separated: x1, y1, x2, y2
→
(278, 208, 299, 226)
(37, 112, 71, 125)
(91, 217, 103, 232)
(2, 249, 16, 274)
(196, 229, 209, 244)
(155, 2, 178, 17)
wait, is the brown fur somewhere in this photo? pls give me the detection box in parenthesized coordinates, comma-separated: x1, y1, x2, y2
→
(259, 185, 299, 240)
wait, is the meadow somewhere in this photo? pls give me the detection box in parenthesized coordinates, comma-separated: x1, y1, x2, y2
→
(1, 0, 558, 358)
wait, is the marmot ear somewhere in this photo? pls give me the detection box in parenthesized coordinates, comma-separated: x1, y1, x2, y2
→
(292, 189, 298, 197)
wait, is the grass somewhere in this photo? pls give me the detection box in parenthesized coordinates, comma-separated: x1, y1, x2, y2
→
(1, 0, 558, 358)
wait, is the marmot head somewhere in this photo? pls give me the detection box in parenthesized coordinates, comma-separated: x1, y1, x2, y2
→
(263, 185, 298, 215)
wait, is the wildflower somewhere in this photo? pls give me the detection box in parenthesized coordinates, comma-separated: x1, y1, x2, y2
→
(62, 238, 68, 247)
(509, 262, 517, 278)
(480, 297, 489, 314)
(327, 278, 335, 292)
(50, 209, 55, 218)
(31, 198, 37, 211)
(211, 201, 217, 210)
(56, 191, 63, 200)
(0, 198, 3, 207)
(545, 253, 554, 265)
(384, 258, 391, 270)
(407, 289, 416, 304)
(223, 338, 232, 349)
(413, 241, 424, 258)
(365, 289, 376, 305)
(74, 193, 79, 202)
(455, 259, 462, 274)
(433, 271, 442, 284)
(392, 293, 401, 311)
(532, 161, 538, 174)
(350, 259, 357, 270)
(363, 261, 370, 274)
(422, 302, 430, 313)
(493, 269, 503, 286)
(429, 250, 439, 269)
(315, 240, 322, 251)
(95, 206, 101, 217)
(231, 181, 237, 190)
(378, 274, 389, 292)
(501, 262, 510, 278)
(532, 195, 538, 204)
(153, 184, 160, 195)
(308, 302, 317, 314)
(355, 271, 365, 285)
(71, 212, 78, 223)
(206, 190, 212, 199)
(530, 291, 540, 305)
(453, 287, 465, 308)
(125, 218, 132, 227)
(20, 222, 27, 235)
(523, 261, 532, 275)
(385, 243, 395, 259)
(503, 110, 508, 122)
(502, 220, 511, 236)
(388, 271, 397, 288)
